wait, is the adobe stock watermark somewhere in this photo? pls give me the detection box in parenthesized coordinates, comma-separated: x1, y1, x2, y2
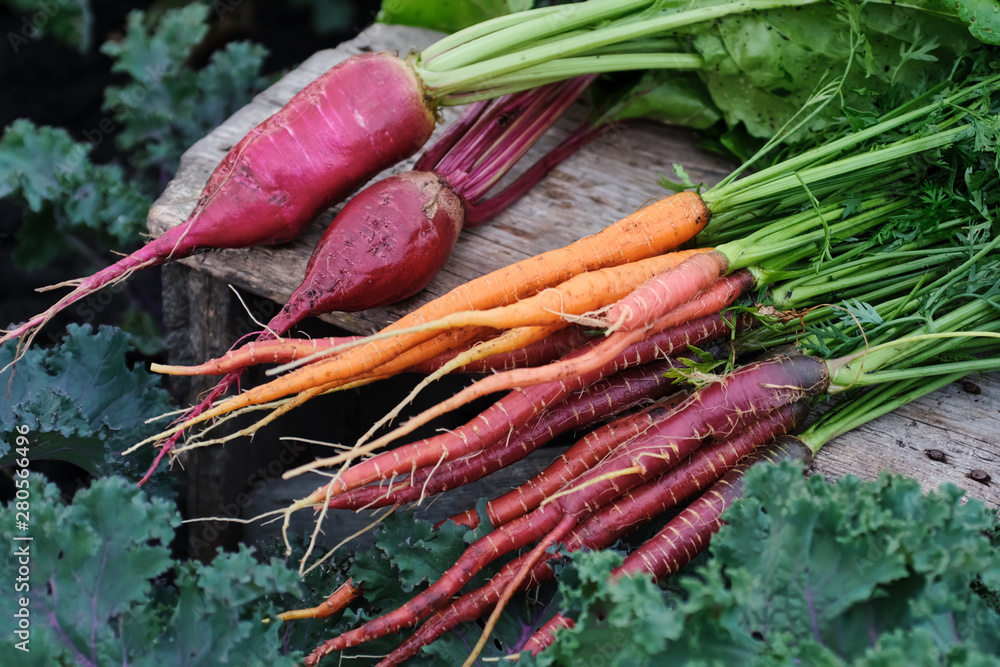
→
(52, 60, 172, 178)
(6, 0, 89, 54)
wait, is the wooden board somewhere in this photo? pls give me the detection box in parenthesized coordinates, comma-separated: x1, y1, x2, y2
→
(147, 23, 999, 521)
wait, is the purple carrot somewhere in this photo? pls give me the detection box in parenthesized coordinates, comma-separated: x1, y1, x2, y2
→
(298, 310, 748, 508)
(376, 403, 809, 666)
(304, 355, 829, 662)
(325, 358, 682, 511)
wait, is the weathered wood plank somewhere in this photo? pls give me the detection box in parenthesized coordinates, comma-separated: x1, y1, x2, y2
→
(811, 374, 999, 505)
(148, 23, 999, 527)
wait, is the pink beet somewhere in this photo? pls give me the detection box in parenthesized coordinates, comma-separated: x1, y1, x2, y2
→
(2, 52, 435, 354)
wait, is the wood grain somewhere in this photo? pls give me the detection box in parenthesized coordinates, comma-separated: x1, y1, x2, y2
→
(147, 24, 999, 528)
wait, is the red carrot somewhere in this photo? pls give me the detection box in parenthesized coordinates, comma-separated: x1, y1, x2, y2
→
(614, 434, 814, 581)
(446, 310, 750, 530)
(293, 309, 744, 507)
(2, 52, 436, 357)
(375, 403, 809, 666)
(325, 359, 681, 511)
(349, 271, 755, 458)
(523, 433, 814, 655)
(305, 512, 581, 664)
(566, 402, 810, 549)
(151, 336, 361, 377)
(447, 395, 685, 530)
(602, 250, 729, 330)
(304, 355, 828, 661)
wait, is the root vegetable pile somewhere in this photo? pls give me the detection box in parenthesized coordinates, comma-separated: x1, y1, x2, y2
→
(17, 1, 999, 664)
(247, 49, 1000, 665)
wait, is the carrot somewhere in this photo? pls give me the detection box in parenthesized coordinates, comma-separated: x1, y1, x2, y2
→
(445, 310, 747, 529)
(151, 251, 704, 466)
(522, 432, 815, 655)
(614, 435, 813, 581)
(152, 326, 590, 377)
(151, 336, 361, 376)
(147, 190, 711, 440)
(342, 249, 712, 342)
(279, 578, 361, 621)
(324, 359, 681, 511)
(446, 393, 687, 530)
(291, 307, 742, 506)
(413, 326, 591, 375)
(362, 403, 809, 666)
(602, 249, 729, 331)
(305, 512, 581, 664)
(463, 515, 575, 666)
(600, 401, 810, 521)
(545, 355, 826, 524)
(521, 614, 573, 656)
(352, 248, 706, 445)
(1, 52, 435, 357)
(304, 355, 828, 660)
(350, 323, 570, 455)
(450, 382, 805, 532)
(345, 271, 754, 460)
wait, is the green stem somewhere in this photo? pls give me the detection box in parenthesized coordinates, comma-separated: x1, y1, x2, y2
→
(436, 54, 703, 105)
(800, 373, 961, 451)
(419, 5, 574, 63)
(845, 356, 1000, 385)
(705, 71, 999, 204)
(720, 199, 905, 272)
(708, 127, 969, 212)
(420, 0, 651, 71)
(830, 327, 1000, 390)
(419, 0, 821, 96)
(776, 252, 967, 305)
(700, 172, 912, 244)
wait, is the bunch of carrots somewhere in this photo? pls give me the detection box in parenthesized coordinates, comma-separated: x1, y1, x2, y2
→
(126, 54, 1000, 663)
(3, 1, 998, 664)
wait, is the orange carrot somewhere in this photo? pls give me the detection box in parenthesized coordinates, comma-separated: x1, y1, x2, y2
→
(279, 578, 361, 621)
(152, 326, 591, 377)
(150, 191, 711, 438)
(339, 249, 711, 342)
(350, 271, 754, 460)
